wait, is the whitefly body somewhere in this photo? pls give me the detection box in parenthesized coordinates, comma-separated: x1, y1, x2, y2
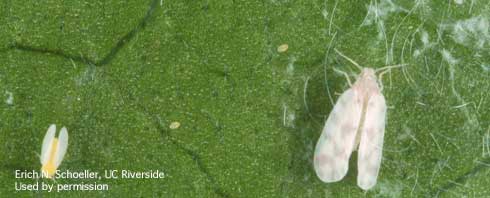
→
(40, 124, 69, 178)
(314, 68, 386, 190)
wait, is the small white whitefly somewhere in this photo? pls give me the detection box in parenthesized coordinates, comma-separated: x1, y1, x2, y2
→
(314, 67, 387, 190)
(454, 0, 464, 5)
(5, 91, 13, 105)
(40, 124, 69, 178)
(313, 49, 406, 190)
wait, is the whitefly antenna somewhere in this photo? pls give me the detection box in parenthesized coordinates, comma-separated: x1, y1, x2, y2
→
(376, 64, 409, 91)
(334, 48, 363, 71)
(333, 67, 353, 87)
(376, 64, 408, 82)
(374, 64, 408, 73)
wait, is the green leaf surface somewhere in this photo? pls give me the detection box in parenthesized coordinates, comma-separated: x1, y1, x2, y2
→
(1, 0, 489, 197)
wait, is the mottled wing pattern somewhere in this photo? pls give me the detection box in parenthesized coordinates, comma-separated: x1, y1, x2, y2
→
(357, 94, 386, 190)
(314, 89, 362, 182)
(54, 127, 69, 167)
(41, 124, 56, 164)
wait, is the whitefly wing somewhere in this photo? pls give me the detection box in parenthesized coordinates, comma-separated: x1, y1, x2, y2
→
(54, 127, 69, 167)
(41, 124, 56, 164)
(314, 89, 362, 182)
(357, 94, 386, 190)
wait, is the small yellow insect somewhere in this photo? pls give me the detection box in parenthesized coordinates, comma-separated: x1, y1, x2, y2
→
(169, 121, 181, 129)
(277, 44, 289, 53)
(40, 124, 68, 179)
